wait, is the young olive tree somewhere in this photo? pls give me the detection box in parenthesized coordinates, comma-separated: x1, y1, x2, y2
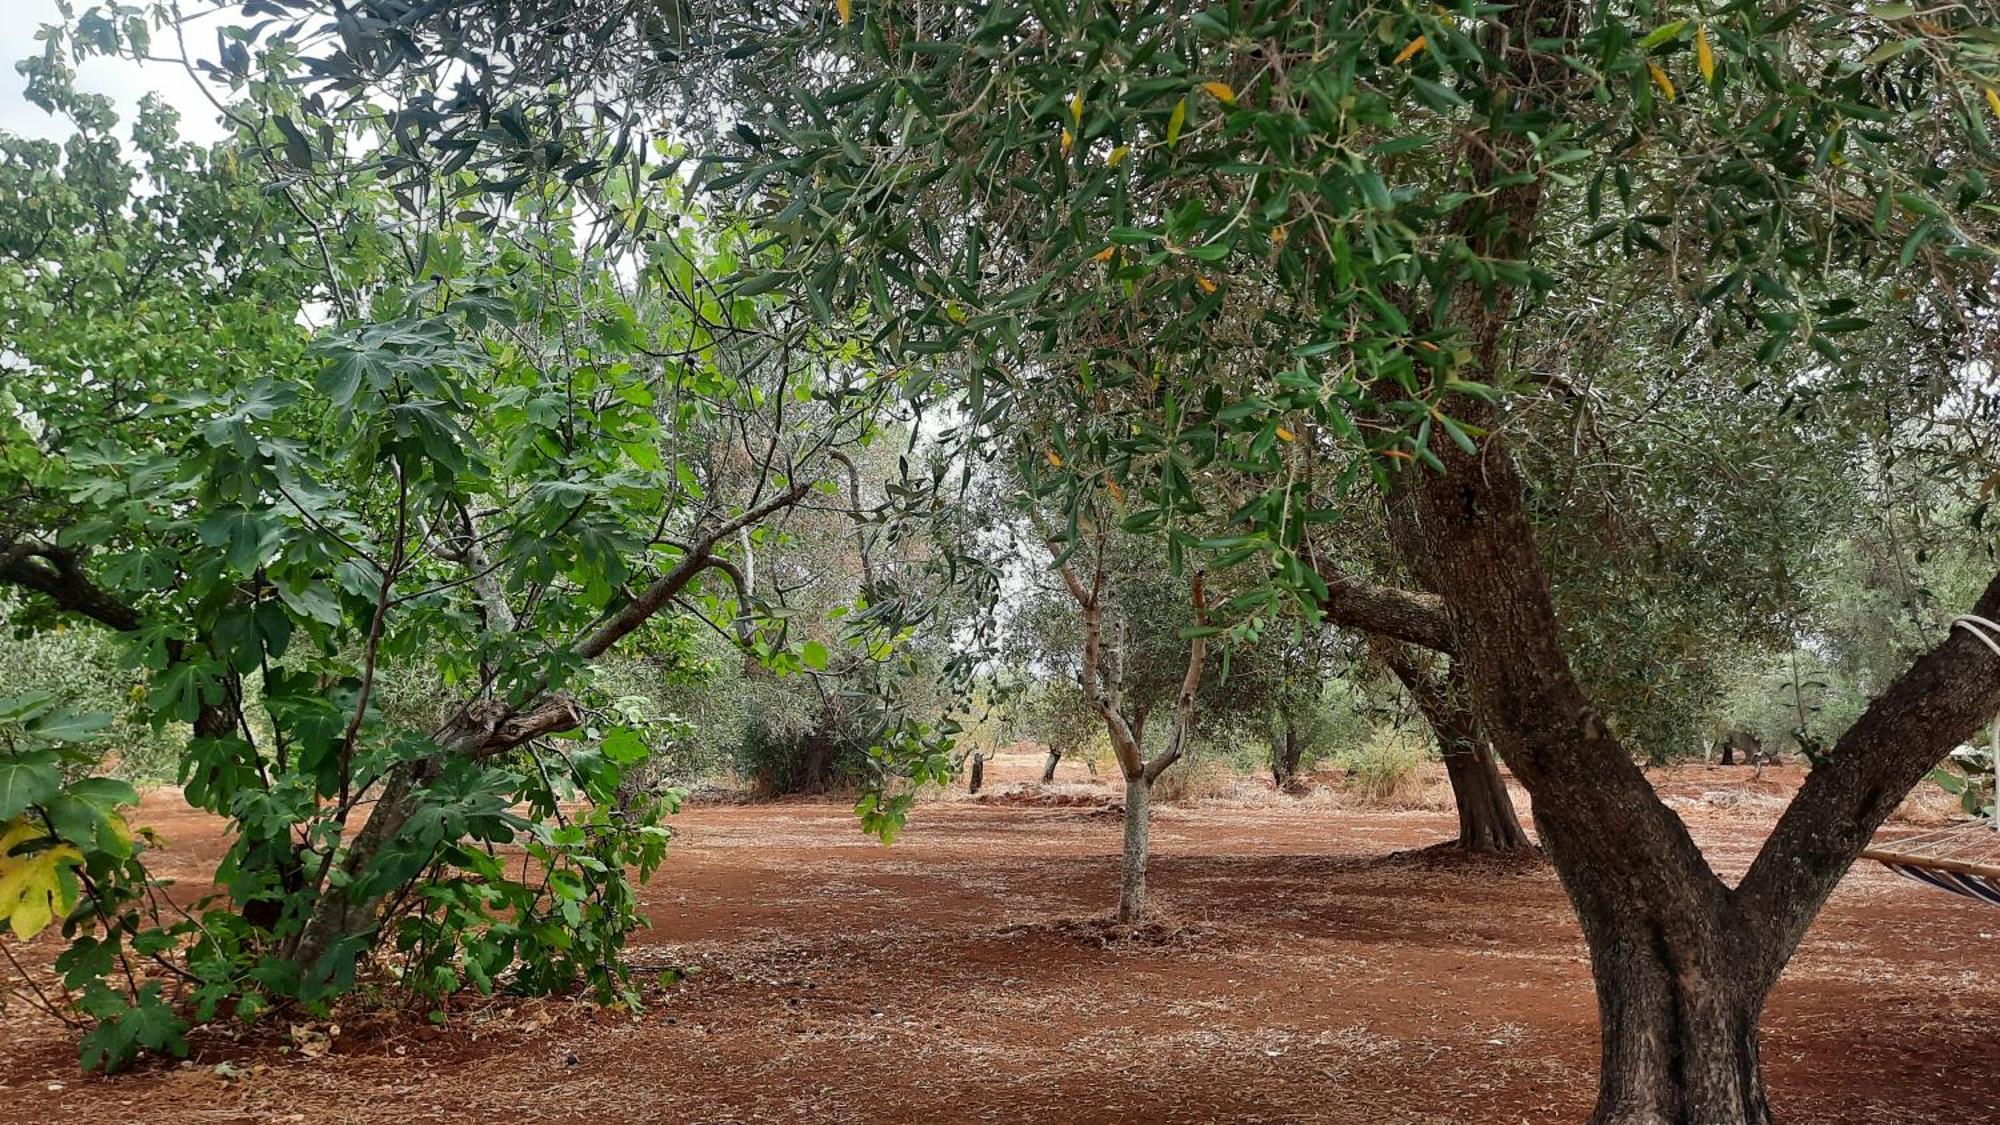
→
(1021, 501, 1211, 922)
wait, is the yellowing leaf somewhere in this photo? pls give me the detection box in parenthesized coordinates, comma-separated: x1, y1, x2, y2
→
(1060, 127, 1074, 156)
(1275, 426, 1296, 442)
(1106, 480, 1126, 504)
(1045, 449, 1063, 468)
(0, 820, 80, 941)
(1649, 62, 1677, 102)
(1987, 86, 2000, 122)
(1167, 97, 1188, 148)
(1695, 26, 1715, 86)
(1201, 81, 1236, 105)
(1091, 245, 1116, 263)
(1106, 144, 1130, 167)
(1393, 35, 1428, 65)
(836, 0, 851, 24)
(1270, 224, 1288, 247)
(1070, 90, 1085, 122)
(1196, 276, 1218, 293)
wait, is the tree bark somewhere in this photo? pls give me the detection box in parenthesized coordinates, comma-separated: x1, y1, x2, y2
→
(1376, 640, 1531, 852)
(288, 694, 584, 985)
(1442, 743, 1530, 854)
(968, 751, 986, 794)
(1118, 771, 1151, 923)
(1271, 723, 1304, 791)
(1580, 898, 1773, 1125)
(1041, 746, 1062, 783)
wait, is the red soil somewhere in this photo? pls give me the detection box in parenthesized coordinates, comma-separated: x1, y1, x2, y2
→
(1, 755, 1995, 1124)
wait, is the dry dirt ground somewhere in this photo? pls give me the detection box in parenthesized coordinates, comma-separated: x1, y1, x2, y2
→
(2, 752, 1997, 1124)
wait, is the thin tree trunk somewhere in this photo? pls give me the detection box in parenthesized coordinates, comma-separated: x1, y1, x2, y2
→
(1041, 747, 1062, 783)
(968, 751, 986, 794)
(1118, 772, 1151, 923)
(1272, 724, 1303, 790)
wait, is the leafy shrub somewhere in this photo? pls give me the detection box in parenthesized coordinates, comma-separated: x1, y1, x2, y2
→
(1151, 754, 1240, 804)
(0, 599, 181, 782)
(736, 698, 875, 795)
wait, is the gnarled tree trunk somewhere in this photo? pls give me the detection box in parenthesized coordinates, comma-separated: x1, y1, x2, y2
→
(1581, 903, 1774, 1125)
(1443, 743, 1530, 854)
(1376, 639, 1531, 853)
(1041, 746, 1062, 783)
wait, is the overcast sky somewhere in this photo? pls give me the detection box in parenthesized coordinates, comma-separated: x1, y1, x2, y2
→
(0, 0, 229, 145)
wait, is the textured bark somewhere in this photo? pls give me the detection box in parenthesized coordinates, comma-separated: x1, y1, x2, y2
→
(1118, 773, 1151, 924)
(1311, 565, 1453, 655)
(968, 751, 986, 794)
(1580, 899, 1773, 1125)
(1362, 0, 2000, 1114)
(1440, 738, 1529, 854)
(1378, 641, 1531, 853)
(0, 539, 143, 632)
(1395, 230, 2000, 1125)
(1040, 747, 1062, 783)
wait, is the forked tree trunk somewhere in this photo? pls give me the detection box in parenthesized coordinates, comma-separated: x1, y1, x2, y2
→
(1574, 889, 1775, 1125)
(1118, 772, 1151, 923)
(1041, 747, 1062, 783)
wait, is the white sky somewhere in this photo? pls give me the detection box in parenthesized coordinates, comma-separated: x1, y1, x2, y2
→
(0, 1, 229, 145)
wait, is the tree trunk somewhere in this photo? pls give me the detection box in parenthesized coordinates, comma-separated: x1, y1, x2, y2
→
(1578, 898, 1774, 1125)
(1271, 724, 1303, 790)
(1118, 772, 1151, 923)
(289, 696, 582, 988)
(1041, 746, 1062, 783)
(968, 751, 986, 794)
(289, 759, 431, 991)
(1442, 742, 1531, 853)
(1376, 639, 1532, 853)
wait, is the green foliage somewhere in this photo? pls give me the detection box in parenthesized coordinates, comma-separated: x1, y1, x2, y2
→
(11, 0, 1998, 1082)
(1928, 742, 1997, 820)
(0, 25, 929, 1071)
(0, 600, 180, 781)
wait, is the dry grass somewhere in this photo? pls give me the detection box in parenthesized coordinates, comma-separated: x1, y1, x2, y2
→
(1151, 756, 1249, 805)
(1334, 730, 1437, 808)
(1888, 780, 1971, 827)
